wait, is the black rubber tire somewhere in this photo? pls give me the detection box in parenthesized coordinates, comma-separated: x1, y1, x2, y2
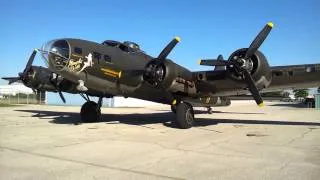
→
(80, 101, 101, 123)
(171, 105, 177, 113)
(207, 107, 213, 114)
(176, 103, 194, 129)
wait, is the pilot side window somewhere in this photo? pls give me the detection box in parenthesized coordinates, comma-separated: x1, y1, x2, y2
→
(93, 52, 101, 64)
(93, 52, 101, 60)
(104, 55, 111, 63)
(74, 47, 82, 54)
(118, 44, 130, 52)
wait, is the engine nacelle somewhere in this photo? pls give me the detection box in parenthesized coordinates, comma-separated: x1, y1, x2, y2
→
(227, 48, 272, 90)
(143, 59, 197, 95)
(22, 66, 57, 92)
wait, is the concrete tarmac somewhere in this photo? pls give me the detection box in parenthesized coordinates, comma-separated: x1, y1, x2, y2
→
(0, 101, 320, 180)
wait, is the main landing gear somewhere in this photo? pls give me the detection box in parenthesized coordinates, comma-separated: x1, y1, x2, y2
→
(171, 102, 195, 129)
(80, 94, 103, 123)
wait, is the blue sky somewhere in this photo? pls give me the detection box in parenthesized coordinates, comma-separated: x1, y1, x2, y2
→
(1, 0, 319, 105)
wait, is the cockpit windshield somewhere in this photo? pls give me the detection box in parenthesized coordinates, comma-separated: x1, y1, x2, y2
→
(123, 41, 140, 51)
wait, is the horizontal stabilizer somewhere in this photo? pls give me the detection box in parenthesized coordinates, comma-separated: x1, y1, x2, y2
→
(199, 59, 231, 66)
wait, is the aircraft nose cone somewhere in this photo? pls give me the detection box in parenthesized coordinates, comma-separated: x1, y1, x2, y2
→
(40, 39, 71, 71)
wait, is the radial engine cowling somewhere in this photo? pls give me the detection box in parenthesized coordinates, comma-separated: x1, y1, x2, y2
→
(227, 48, 272, 90)
(143, 59, 197, 96)
(22, 66, 57, 92)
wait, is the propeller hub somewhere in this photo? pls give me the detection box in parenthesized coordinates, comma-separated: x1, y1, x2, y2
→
(144, 60, 166, 87)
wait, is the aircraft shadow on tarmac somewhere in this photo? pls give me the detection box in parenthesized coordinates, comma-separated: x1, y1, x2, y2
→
(15, 109, 320, 128)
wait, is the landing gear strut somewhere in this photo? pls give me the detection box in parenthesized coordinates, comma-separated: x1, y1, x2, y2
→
(174, 102, 194, 129)
(171, 105, 177, 113)
(80, 96, 103, 123)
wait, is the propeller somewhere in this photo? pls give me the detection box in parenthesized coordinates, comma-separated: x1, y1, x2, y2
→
(123, 37, 181, 86)
(23, 50, 66, 103)
(58, 91, 66, 103)
(142, 37, 181, 86)
(198, 22, 274, 106)
(49, 74, 66, 103)
(3, 49, 67, 103)
(19, 49, 38, 79)
(2, 50, 38, 85)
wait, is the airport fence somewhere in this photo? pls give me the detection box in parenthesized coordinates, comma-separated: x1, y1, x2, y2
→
(0, 93, 45, 105)
(315, 94, 320, 109)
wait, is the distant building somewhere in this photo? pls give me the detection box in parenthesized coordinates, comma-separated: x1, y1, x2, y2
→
(0, 83, 33, 96)
(0, 83, 46, 104)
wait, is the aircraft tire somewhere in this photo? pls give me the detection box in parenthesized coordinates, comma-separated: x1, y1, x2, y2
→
(80, 101, 101, 123)
(176, 102, 194, 129)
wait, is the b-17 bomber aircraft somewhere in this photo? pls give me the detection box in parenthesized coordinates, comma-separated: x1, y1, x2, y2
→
(3, 22, 320, 129)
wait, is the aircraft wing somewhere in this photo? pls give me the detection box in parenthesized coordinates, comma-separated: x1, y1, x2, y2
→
(264, 63, 320, 92)
(194, 63, 320, 97)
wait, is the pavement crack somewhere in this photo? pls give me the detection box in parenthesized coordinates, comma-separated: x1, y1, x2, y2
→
(0, 146, 184, 180)
(286, 128, 316, 145)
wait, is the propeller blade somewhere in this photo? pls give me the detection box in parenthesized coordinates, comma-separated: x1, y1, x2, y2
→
(2, 77, 21, 84)
(199, 59, 232, 66)
(157, 37, 181, 60)
(242, 69, 264, 106)
(24, 49, 38, 72)
(58, 91, 66, 103)
(47, 74, 65, 103)
(244, 22, 274, 59)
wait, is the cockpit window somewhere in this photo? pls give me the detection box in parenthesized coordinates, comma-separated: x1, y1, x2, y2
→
(102, 40, 142, 53)
(51, 40, 70, 59)
(74, 47, 82, 55)
(119, 44, 130, 52)
(93, 52, 101, 60)
(104, 55, 111, 63)
(102, 40, 121, 47)
(123, 41, 140, 50)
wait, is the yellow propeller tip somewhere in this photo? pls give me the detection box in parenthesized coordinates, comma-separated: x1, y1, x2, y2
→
(175, 36, 181, 42)
(198, 59, 202, 65)
(267, 22, 274, 28)
(258, 102, 265, 107)
(172, 99, 177, 105)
